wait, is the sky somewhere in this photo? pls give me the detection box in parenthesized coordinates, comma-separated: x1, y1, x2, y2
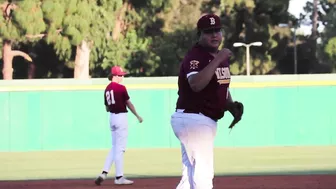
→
(287, 0, 324, 35)
(288, 0, 309, 18)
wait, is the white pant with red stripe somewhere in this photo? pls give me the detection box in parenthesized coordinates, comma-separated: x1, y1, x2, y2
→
(171, 110, 218, 189)
(102, 112, 128, 177)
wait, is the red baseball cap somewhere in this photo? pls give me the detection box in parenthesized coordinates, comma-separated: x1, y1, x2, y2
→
(110, 66, 127, 76)
(197, 13, 222, 31)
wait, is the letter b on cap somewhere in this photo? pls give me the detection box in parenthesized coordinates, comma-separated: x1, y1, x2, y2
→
(209, 17, 215, 25)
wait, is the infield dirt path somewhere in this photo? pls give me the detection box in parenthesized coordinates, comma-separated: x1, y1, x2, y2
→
(1, 175, 336, 189)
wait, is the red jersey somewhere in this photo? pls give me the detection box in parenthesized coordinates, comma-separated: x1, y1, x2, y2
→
(104, 82, 130, 113)
(175, 43, 231, 121)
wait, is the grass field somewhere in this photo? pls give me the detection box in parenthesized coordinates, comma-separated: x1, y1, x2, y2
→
(1, 146, 336, 181)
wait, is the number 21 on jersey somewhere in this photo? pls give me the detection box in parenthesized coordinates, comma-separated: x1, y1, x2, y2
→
(106, 90, 115, 105)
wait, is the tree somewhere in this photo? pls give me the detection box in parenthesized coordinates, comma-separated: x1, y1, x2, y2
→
(0, 0, 45, 80)
(125, 0, 294, 76)
(3, 0, 333, 78)
(94, 0, 179, 77)
(40, 0, 121, 79)
(213, 0, 292, 75)
(124, 0, 204, 76)
(300, 0, 336, 72)
(320, 0, 336, 70)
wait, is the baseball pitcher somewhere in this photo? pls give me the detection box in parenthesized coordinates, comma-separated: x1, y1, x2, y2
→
(170, 14, 244, 189)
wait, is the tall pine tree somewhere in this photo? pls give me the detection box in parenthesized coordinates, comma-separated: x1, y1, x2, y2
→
(0, 0, 45, 79)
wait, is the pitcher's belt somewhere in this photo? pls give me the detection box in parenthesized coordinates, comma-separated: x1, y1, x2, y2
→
(176, 109, 218, 122)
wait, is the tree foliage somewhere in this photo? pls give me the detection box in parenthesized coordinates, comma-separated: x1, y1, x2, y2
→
(1, 0, 336, 79)
(0, 0, 46, 42)
(0, 0, 45, 79)
(41, 0, 117, 66)
(320, 0, 336, 65)
(300, 0, 336, 72)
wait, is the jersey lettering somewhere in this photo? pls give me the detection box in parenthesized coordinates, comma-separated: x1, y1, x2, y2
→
(215, 67, 230, 85)
(105, 90, 115, 105)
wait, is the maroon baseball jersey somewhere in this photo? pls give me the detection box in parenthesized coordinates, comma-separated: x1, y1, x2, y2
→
(104, 82, 130, 113)
(175, 43, 231, 121)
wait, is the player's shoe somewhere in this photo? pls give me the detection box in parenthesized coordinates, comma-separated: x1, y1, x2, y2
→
(114, 176, 134, 185)
(94, 173, 107, 186)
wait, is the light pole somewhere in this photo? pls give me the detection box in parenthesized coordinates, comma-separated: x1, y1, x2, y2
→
(233, 41, 262, 76)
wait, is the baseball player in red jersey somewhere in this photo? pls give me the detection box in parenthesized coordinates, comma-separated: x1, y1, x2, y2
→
(170, 14, 240, 189)
(95, 66, 143, 186)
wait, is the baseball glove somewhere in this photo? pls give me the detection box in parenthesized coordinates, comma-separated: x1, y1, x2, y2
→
(226, 101, 244, 129)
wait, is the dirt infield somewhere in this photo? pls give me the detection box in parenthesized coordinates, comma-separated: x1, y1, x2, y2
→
(1, 175, 336, 189)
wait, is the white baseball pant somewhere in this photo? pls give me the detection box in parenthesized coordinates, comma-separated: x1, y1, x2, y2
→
(171, 110, 217, 189)
(102, 112, 128, 177)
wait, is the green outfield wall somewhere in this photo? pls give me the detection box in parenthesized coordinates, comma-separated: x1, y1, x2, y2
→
(1, 74, 336, 152)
